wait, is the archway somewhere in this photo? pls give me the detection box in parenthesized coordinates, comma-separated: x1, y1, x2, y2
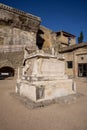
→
(0, 66, 15, 79)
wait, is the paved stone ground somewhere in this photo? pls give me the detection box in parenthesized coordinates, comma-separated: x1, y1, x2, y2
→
(0, 79, 87, 130)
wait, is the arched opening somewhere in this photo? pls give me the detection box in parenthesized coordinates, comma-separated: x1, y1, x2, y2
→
(36, 29, 45, 49)
(0, 66, 15, 80)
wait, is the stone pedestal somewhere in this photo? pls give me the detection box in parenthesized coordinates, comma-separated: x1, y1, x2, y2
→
(16, 50, 76, 102)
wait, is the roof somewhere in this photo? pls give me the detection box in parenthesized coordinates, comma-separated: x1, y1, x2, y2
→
(56, 30, 76, 37)
(60, 42, 87, 53)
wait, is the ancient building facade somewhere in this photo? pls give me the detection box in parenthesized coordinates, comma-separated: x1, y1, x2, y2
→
(55, 31, 76, 47)
(0, 3, 41, 78)
(60, 43, 87, 79)
(0, 3, 41, 46)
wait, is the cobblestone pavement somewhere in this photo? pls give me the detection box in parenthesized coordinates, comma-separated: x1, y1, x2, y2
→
(0, 79, 87, 130)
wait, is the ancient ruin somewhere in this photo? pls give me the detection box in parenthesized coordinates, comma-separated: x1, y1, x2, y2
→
(0, 3, 41, 47)
(0, 3, 41, 78)
(16, 48, 76, 102)
(0, 3, 76, 102)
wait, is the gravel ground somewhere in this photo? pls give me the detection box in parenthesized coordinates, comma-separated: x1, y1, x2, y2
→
(0, 79, 87, 130)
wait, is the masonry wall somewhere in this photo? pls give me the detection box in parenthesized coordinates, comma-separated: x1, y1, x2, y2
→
(74, 47, 87, 78)
(0, 51, 24, 68)
(0, 3, 41, 77)
(61, 46, 87, 79)
(0, 3, 40, 47)
(63, 52, 74, 78)
(56, 35, 76, 46)
(0, 25, 36, 46)
(37, 26, 54, 51)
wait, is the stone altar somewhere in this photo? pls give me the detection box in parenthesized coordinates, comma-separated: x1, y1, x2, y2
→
(16, 49, 76, 102)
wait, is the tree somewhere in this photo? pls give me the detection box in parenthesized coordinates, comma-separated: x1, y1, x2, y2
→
(78, 31, 84, 43)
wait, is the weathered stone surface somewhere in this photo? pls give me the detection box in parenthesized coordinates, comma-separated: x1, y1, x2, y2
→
(0, 3, 41, 33)
(37, 25, 59, 56)
(0, 25, 37, 46)
(60, 43, 87, 78)
(0, 51, 24, 68)
(16, 50, 76, 102)
(37, 26, 53, 50)
(0, 3, 41, 49)
(0, 3, 41, 73)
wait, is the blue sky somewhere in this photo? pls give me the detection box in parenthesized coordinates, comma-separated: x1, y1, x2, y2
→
(0, 0, 87, 43)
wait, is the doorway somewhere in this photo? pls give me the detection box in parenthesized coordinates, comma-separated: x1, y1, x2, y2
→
(0, 66, 14, 79)
(78, 63, 87, 77)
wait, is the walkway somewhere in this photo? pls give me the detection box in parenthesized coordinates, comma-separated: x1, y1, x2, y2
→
(0, 79, 87, 130)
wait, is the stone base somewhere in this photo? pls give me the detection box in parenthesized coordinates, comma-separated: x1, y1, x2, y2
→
(16, 51, 76, 102)
(16, 79, 76, 102)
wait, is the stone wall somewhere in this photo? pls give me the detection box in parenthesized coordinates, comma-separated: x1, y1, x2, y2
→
(63, 52, 74, 77)
(56, 33, 76, 47)
(0, 3, 41, 47)
(74, 47, 87, 78)
(0, 3, 41, 33)
(0, 25, 36, 47)
(37, 26, 54, 51)
(0, 3, 41, 75)
(55, 31, 76, 49)
(61, 44, 87, 78)
(0, 51, 24, 68)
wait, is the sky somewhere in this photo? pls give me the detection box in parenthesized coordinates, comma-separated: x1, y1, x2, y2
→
(0, 0, 87, 43)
